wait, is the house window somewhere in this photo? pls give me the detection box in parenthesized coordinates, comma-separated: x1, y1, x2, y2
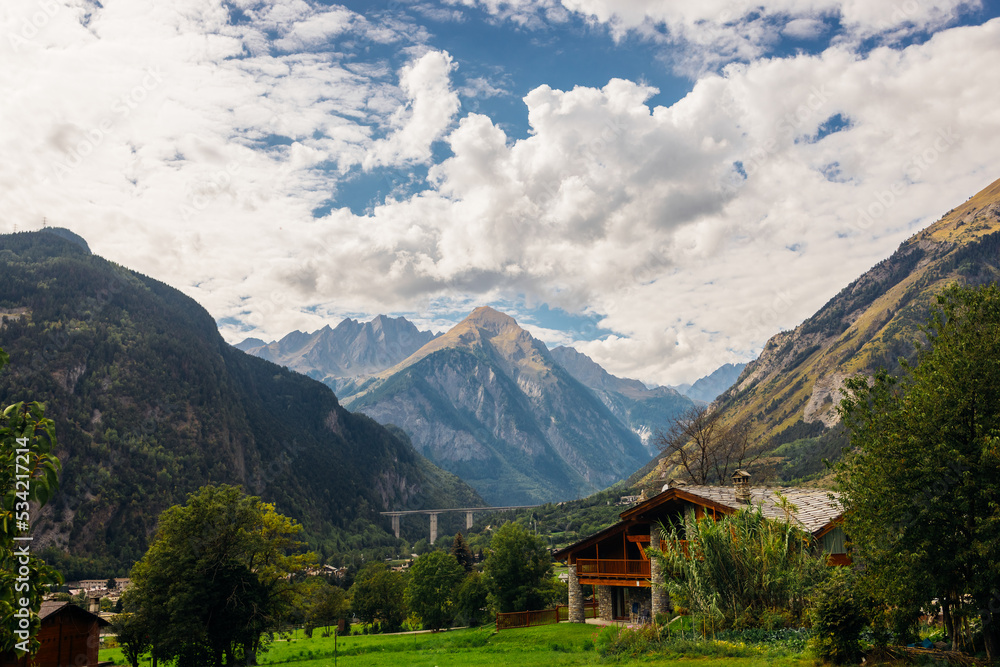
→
(822, 527, 846, 554)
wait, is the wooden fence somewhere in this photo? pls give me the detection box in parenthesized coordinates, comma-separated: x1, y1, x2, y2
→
(495, 600, 599, 630)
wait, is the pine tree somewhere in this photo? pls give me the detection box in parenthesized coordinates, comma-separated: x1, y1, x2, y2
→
(450, 532, 474, 572)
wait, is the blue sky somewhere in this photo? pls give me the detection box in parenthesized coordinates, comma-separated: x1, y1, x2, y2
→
(3, 0, 1000, 384)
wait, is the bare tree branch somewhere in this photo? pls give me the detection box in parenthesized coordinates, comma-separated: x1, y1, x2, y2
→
(654, 406, 761, 485)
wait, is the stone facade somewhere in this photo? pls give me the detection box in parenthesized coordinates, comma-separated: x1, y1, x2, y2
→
(596, 585, 653, 622)
(597, 585, 613, 621)
(567, 564, 584, 623)
(626, 587, 652, 622)
(649, 525, 671, 619)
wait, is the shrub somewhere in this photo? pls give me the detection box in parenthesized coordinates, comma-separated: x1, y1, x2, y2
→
(595, 624, 661, 658)
(810, 568, 866, 664)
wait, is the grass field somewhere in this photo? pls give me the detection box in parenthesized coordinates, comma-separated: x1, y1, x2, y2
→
(100, 623, 817, 666)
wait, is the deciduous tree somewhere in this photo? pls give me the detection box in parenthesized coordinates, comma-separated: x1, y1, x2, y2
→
(110, 612, 151, 667)
(123, 484, 312, 666)
(837, 284, 1000, 659)
(482, 522, 553, 613)
(295, 578, 347, 636)
(454, 571, 489, 627)
(655, 406, 758, 485)
(0, 348, 62, 658)
(348, 562, 407, 632)
(405, 551, 465, 630)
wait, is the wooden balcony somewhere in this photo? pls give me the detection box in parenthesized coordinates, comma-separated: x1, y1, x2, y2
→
(576, 558, 651, 578)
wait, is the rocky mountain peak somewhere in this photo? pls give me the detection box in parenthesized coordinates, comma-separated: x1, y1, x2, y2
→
(235, 315, 437, 390)
(462, 305, 520, 332)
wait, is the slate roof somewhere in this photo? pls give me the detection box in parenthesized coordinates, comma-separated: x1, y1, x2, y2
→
(39, 601, 69, 621)
(554, 484, 844, 560)
(676, 485, 843, 534)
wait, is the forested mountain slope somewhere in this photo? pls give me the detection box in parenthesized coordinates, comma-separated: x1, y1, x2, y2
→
(0, 231, 481, 577)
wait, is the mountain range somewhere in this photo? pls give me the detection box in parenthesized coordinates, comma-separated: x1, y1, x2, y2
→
(238, 311, 748, 504)
(10, 173, 998, 577)
(234, 316, 437, 394)
(673, 362, 747, 404)
(548, 345, 696, 446)
(0, 230, 481, 578)
(340, 307, 656, 504)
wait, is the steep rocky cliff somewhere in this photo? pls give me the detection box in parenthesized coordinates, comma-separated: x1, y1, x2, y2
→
(236, 315, 437, 393)
(550, 345, 694, 452)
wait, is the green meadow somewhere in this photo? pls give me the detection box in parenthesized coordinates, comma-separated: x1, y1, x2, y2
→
(100, 623, 815, 667)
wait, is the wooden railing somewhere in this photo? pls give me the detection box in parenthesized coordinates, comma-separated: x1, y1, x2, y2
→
(576, 558, 651, 578)
(495, 601, 598, 630)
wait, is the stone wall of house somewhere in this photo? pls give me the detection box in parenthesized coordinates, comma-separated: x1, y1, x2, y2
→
(567, 565, 584, 623)
(626, 586, 652, 623)
(597, 585, 613, 621)
(596, 585, 654, 622)
(650, 525, 671, 619)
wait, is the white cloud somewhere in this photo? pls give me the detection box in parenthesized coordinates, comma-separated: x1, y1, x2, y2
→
(452, 0, 982, 73)
(782, 18, 827, 40)
(459, 75, 508, 98)
(2, 1, 998, 388)
(299, 18, 999, 385)
(441, 0, 570, 29)
(362, 50, 461, 170)
(269, 5, 357, 51)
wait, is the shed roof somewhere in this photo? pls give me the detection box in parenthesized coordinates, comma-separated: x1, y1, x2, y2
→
(38, 601, 110, 626)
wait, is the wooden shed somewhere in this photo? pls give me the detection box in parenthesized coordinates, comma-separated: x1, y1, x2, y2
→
(0, 601, 109, 667)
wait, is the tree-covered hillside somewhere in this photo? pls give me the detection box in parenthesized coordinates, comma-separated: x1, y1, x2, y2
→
(0, 230, 481, 578)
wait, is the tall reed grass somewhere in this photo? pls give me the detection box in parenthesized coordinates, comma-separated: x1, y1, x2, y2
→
(652, 504, 830, 630)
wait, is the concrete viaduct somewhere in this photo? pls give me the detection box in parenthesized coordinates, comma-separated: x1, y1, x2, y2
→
(380, 506, 539, 544)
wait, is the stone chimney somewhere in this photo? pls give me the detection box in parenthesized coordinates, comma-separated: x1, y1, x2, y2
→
(648, 458, 670, 496)
(732, 469, 752, 504)
(662, 477, 688, 492)
(88, 595, 101, 614)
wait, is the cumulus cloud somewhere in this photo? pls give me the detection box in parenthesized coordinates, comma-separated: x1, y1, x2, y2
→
(452, 0, 982, 73)
(2, 0, 998, 387)
(363, 50, 461, 170)
(296, 18, 1000, 384)
(782, 18, 828, 40)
